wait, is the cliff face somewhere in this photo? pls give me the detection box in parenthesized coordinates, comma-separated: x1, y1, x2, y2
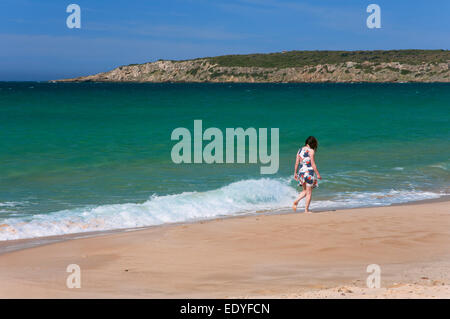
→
(57, 58, 450, 83)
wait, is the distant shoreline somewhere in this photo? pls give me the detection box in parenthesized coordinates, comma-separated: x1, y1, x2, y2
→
(4, 80, 450, 84)
(51, 80, 450, 84)
(55, 49, 450, 83)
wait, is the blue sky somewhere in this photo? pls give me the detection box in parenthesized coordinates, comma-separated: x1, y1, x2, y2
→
(1, 0, 449, 80)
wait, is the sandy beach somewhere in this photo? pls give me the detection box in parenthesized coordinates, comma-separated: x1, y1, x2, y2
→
(0, 200, 449, 299)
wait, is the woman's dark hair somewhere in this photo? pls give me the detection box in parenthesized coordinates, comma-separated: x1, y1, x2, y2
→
(305, 136, 318, 150)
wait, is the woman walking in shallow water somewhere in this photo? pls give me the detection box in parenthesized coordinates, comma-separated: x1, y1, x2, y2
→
(293, 136, 322, 213)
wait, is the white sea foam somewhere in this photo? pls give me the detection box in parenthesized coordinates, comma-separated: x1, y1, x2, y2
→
(430, 163, 449, 171)
(0, 179, 296, 240)
(0, 201, 26, 207)
(0, 179, 444, 241)
(310, 189, 443, 210)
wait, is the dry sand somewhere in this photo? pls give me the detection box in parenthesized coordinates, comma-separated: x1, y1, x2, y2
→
(0, 200, 449, 299)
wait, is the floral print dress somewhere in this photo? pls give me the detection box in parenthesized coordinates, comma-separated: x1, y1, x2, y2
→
(297, 146, 317, 188)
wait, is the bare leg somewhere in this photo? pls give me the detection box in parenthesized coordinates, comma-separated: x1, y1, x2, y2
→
(293, 184, 306, 211)
(304, 186, 312, 213)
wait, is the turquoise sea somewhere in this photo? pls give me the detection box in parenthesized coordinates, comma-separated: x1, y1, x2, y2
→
(0, 82, 449, 240)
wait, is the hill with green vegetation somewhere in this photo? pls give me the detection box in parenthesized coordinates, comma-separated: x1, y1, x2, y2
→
(202, 50, 449, 68)
(57, 50, 450, 83)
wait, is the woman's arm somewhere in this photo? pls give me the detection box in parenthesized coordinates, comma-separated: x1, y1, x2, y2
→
(310, 150, 322, 179)
(294, 155, 300, 180)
